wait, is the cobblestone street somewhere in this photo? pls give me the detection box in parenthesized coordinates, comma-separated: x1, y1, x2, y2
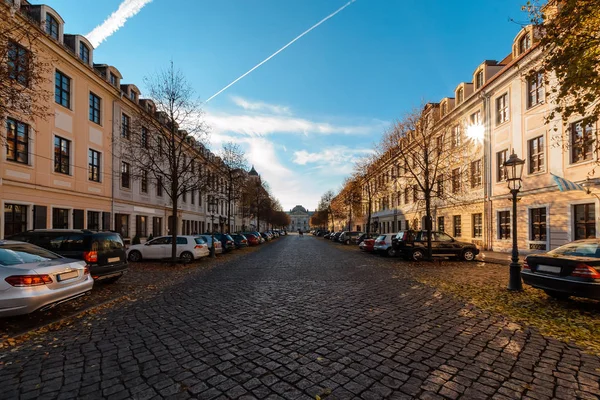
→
(1, 235, 599, 400)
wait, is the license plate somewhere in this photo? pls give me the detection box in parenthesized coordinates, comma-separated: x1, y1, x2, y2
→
(537, 265, 561, 274)
(57, 271, 79, 281)
(108, 257, 121, 263)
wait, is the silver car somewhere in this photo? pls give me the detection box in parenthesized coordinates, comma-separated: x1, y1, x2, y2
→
(0, 240, 93, 317)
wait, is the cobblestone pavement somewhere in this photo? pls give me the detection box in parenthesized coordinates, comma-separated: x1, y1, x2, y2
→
(1, 236, 599, 400)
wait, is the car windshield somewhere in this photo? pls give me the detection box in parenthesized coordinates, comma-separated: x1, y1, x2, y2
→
(194, 238, 206, 244)
(376, 235, 386, 241)
(0, 243, 62, 266)
(548, 241, 600, 258)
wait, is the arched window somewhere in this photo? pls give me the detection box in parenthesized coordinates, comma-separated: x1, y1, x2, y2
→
(457, 88, 464, 104)
(45, 13, 59, 40)
(79, 42, 89, 64)
(519, 34, 531, 54)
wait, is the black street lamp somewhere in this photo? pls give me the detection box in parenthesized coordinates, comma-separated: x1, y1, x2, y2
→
(503, 151, 525, 291)
(209, 197, 218, 258)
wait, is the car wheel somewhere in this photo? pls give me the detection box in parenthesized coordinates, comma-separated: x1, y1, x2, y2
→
(411, 249, 425, 261)
(180, 251, 194, 264)
(387, 247, 396, 257)
(345, 239, 350, 245)
(544, 290, 571, 300)
(102, 274, 123, 284)
(461, 249, 476, 261)
(128, 251, 142, 262)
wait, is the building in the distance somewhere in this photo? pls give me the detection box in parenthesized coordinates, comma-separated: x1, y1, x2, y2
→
(286, 205, 313, 232)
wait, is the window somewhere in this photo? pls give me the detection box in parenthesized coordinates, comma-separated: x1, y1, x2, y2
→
(52, 208, 69, 229)
(130, 91, 136, 102)
(519, 33, 531, 54)
(451, 125, 461, 148)
(157, 136, 163, 155)
(527, 72, 544, 108)
(452, 168, 460, 193)
(404, 187, 410, 204)
(472, 213, 482, 238)
(88, 149, 101, 182)
(55, 71, 70, 108)
(87, 211, 100, 230)
(115, 214, 129, 238)
(453, 215, 462, 237)
(497, 149, 508, 182)
(496, 93, 509, 125)
(121, 114, 130, 139)
(475, 70, 484, 89)
(7, 41, 29, 86)
(570, 120, 594, 163)
(110, 73, 117, 86)
(470, 159, 482, 188)
(191, 189, 195, 205)
(6, 118, 29, 164)
(141, 127, 148, 148)
(441, 103, 447, 116)
(437, 216, 445, 233)
(436, 175, 444, 198)
(89, 92, 101, 124)
(152, 217, 162, 236)
(457, 87, 464, 104)
(141, 171, 148, 193)
(574, 204, 595, 240)
(436, 136, 443, 156)
(528, 136, 545, 173)
(45, 13, 59, 40)
(470, 111, 481, 126)
(4, 204, 28, 237)
(54, 136, 70, 175)
(413, 185, 418, 202)
(136, 215, 147, 237)
(498, 211, 510, 239)
(121, 162, 130, 188)
(530, 208, 547, 241)
(156, 176, 163, 197)
(79, 42, 89, 64)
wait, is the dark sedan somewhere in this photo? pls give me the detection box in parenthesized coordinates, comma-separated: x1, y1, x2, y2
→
(230, 234, 249, 249)
(523, 239, 600, 300)
(392, 230, 479, 261)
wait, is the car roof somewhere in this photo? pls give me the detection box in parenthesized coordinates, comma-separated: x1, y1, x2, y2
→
(0, 240, 34, 245)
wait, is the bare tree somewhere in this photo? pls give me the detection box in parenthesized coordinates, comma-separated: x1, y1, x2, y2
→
(339, 177, 362, 231)
(241, 177, 271, 231)
(317, 190, 336, 231)
(1, 2, 52, 127)
(218, 142, 248, 233)
(353, 156, 378, 234)
(122, 62, 210, 262)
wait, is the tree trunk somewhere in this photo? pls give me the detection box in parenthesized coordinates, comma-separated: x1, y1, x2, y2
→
(425, 191, 432, 261)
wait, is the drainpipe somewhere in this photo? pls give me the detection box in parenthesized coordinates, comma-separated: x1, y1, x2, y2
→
(111, 98, 119, 230)
(480, 90, 492, 250)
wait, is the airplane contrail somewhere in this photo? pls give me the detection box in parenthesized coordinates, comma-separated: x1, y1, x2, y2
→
(205, 0, 357, 103)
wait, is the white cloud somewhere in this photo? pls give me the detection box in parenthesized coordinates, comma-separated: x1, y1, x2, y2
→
(231, 96, 291, 115)
(293, 146, 374, 167)
(86, 0, 153, 48)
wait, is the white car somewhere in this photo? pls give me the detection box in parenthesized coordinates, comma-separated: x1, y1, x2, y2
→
(198, 235, 223, 256)
(373, 234, 397, 257)
(127, 236, 210, 263)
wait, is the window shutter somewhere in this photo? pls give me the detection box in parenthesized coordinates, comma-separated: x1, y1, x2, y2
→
(33, 206, 47, 229)
(102, 212, 111, 230)
(73, 209, 84, 229)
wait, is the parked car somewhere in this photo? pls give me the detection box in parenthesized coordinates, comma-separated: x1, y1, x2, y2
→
(199, 235, 223, 256)
(339, 231, 363, 245)
(242, 232, 260, 246)
(356, 232, 379, 245)
(230, 234, 249, 248)
(330, 232, 342, 242)
(260, 232, 271, 241)
(7, 229, 128, 283)
(0, 240, 93, 317)
(373, 234, 396, 256)
(523, 239, 600, 300)
(127, 235, 210, 263)
(392, 230, 479, 261)
(211, 233, 236, 252)
(359, 237, 376, 252)
(323, 232, 332, 239)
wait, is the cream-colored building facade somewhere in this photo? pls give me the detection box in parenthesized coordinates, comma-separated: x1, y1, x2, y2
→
(352, 25, 598, 254)
(1, 1, 245, 241)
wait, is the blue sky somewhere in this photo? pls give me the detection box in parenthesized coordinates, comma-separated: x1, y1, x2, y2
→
(39, 0, 528, 210)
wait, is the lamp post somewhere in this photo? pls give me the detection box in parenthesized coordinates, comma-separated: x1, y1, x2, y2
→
(503, 151, 525, 291)
(209, 197, 218, 258)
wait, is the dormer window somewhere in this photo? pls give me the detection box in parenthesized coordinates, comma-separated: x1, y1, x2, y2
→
(130, 91, 136, 102)
(79, 42, 89, 64)
(110, 73, 117, 86)
(457, 88, 464, 104)
(441, 102, 447, 116)
(475, 70, 484, 89)
(519, 33, 531, 54)
(45, 13, 59, 40)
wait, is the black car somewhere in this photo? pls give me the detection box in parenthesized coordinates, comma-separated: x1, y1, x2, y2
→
(339, 231, 363, 245)
(207, 233, 236, 252)
(523, 239, 600, 300)
(392, 230, 479, 261)
(7, 229, 128, 283)
(230, 233, 249, 249)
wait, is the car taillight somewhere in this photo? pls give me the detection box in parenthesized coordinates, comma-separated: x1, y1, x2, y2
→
(571, 264, 600, 279)
(5, 275, 53, 287)
(195, 245, 203, 249)
(84, 267, 90, 275)
(522, 260, 530, 270)
(83, 250, 98, 263)
(242, 240, 247, 243)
